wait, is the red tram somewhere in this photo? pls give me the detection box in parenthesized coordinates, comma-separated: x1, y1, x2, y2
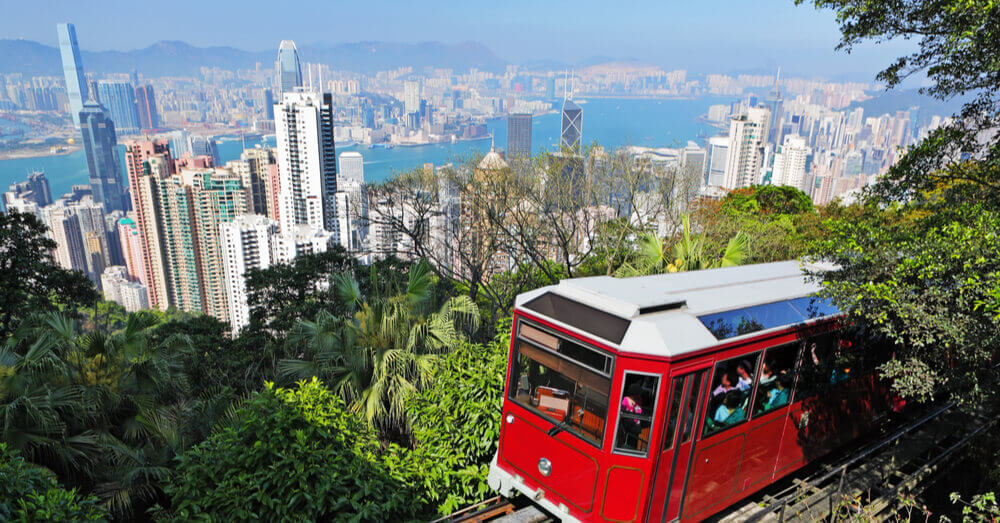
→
(487, 261, 891, 522)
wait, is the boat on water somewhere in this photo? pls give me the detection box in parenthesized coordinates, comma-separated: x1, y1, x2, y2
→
(369, 143, 395, 150)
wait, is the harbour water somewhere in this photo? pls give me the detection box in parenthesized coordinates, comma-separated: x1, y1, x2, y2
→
(0, 97, 727, 201)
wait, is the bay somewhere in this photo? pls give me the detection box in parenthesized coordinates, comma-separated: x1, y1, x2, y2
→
(1, 96, 727, 202)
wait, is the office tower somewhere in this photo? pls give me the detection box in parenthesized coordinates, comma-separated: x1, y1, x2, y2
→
(338, 151, 364, 187)
(704, 136, 730, 187)
(103, 210, 125, 266)
(134, 85, 159, 130)
(73, 197, 112, 282)
(261, 88, 275, 119)
(764, 70, 783, 146)
(545, 77, 556, 99)
(771, 135, 810, 189)
(560, 99, 583, 151)
(680, 141, 707, 179)
(56, 23, 88, 129)
(187, 135, 221, 166)
(166, 130, 191, 159)
(26, 171, 53, 206)
(97, 80, 141, 135)
(722, 107, 770, 190)
(118, 216, 145, 285)
(220, 214, 279, 333)
(403, 80, 421, 114)
(507, 113, 532, 158)
(79, 101, 126, 212)
(277, 40, 303, 94)
(124, 141, 174, 310)
(227, 147, 277, 216)
(275, 91, 338, 235)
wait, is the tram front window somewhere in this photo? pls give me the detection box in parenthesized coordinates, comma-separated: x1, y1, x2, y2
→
(508, 326, 612, 446)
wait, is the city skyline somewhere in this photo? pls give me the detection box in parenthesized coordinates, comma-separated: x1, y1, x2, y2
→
(0, 1, 919, 79)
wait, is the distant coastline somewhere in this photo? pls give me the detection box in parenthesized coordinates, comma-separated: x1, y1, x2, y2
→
(0, 145, 81, 161)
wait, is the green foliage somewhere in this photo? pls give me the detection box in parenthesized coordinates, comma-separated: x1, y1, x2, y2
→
(392, 319, 511, 515)
(0, 210, 98, 342)
(0, 443, 107, 521)
(950, 491, 1000, 522)
(720, 185, 815, 216)
(617, 214, 748, 276)
(165, 378, 419, 521)
(279, 260, 480, 440)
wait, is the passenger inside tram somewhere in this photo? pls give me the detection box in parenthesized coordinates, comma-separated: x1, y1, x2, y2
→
(712, 370, 738, 397)
(763, 373, 793, 410)
(615, 374, 659, 452)
(736, 361, 754, 391)
(712, 390, 746, 425)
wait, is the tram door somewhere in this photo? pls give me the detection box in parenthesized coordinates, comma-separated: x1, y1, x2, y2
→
(646, 369, 709, 522)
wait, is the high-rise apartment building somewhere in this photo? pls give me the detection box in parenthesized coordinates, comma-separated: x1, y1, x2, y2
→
(704, 136, 730, 187)
(220, 214, 279, 333)
(101, 266, 149, 312)
(79, 101, 126, 212)
(117, 216, 145, 285)
(134, 84, 159, 130)
(187, 135, 221, 166)
(97, 80, 141, 135)
(124, 141, 174, 310)
(227, 147, 277, 216)
(507, 113, 532, 158)
(277, 40, 303, 94)
(722, 107, 770, 189)
(403, 80, 421, 114)
(3, 171, 52, 213)
(560, 99, 583, 151)
(56, 23, 88, 129)
(771, 134, 810, 190)
(275, 91, 338, 235)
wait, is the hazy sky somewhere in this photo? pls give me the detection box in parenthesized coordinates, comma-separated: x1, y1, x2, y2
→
(1, 0, 915, 78)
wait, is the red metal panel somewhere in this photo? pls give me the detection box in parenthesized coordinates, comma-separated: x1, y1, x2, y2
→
(500, 411, 599, 512)
(683, 432, 746, 519)
(737, 412, 787, 492)
(601, 466, 645, 522)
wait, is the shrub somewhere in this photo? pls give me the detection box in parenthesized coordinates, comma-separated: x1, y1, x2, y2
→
(165, 378, 419, 521)
(0, 443, 107, 521)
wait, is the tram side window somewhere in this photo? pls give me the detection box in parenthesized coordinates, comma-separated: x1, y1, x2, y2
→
(614, 373, 660, 454)
(662, 378, 685, 451)
(508, 337, 612, 446)
(796, 334, 837, 398)
(680, 372, 704, 443)
(753, 343, 799, 416)
(704, 352, 760, 437)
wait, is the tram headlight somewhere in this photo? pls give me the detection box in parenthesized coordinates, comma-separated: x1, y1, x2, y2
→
(538, 457, 552, 476)
(505, 414, 514, 424)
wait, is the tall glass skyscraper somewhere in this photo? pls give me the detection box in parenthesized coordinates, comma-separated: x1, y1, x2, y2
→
(507, 113, 532, 158)
(277, 40, 303, 94)
(134, 84, 160, 130)
(560, 99, 583, 151)
(97, 81, 141, 135)
(57, 23, 88, 129)
(79, 101, 126, 212)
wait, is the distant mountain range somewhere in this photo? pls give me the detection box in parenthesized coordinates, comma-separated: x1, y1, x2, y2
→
(0, 39, 508, 77)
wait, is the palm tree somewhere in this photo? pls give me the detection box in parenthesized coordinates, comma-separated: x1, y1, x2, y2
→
(618, 215, 748, 276)
(279, 260, 479, 438)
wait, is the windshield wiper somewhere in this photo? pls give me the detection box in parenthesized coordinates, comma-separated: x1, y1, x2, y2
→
(547, 418, 572, 437)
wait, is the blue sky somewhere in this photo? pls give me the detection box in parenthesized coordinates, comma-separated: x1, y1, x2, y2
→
(2, 0, 914, 78)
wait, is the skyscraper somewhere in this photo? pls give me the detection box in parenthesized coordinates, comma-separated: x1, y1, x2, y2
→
(187, 135, 221, 166)
(97, 80, 141, 135)
(277, 40, 303, 94)
(560, 99, 583, 151)
(56, 23, 88, 129)
(403, 80, 421, 114)
(79, 101, 126, 212)
(134, 84, 159, 130)
(124, 141, 174, 310)
(722, 107, 770, 190)
(764, 69, 784, 146)
(227, 147, 277, 216)
(338, 151, 364, 187)
(704, 136, 730, 187)
(771, 134, 810, 190)
(275, 91, 338, 235)
(507, 113, 532, 158)
(3, 171, 52, 213)
(220, 214, 279, 333)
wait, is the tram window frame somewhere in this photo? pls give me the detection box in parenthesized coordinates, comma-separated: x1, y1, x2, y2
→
(702, 351, 762, 438)
(661, 377, 686, 451)
(680, 372, 704, 444)
(612, 371, 662, 457)
(795, 333, 842, 399)
(751, 342, 800, 418)
(507, 319, 615, 449)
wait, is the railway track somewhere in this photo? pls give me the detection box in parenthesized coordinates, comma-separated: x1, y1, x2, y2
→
(432, 496, 550, 523)
(723, 401, 994, 522)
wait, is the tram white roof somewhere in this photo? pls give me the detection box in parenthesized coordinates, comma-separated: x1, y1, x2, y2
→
(514, 260, 836, 359)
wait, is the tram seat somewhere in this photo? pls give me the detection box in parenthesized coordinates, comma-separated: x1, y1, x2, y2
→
(534, 386, 570, 420)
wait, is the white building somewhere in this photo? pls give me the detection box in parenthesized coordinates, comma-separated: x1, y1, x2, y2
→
(704, 136, 730, 187)
(771, 134, 810, 190)
(220, 214, 279, 333)
(338, 151, 364, 187)
(274, 91, 339, 236)
(220, 214, 334, 334)
(722, 107, 770, 189)
(403, 80, 421, 114)
(101, 265, 149, 312)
